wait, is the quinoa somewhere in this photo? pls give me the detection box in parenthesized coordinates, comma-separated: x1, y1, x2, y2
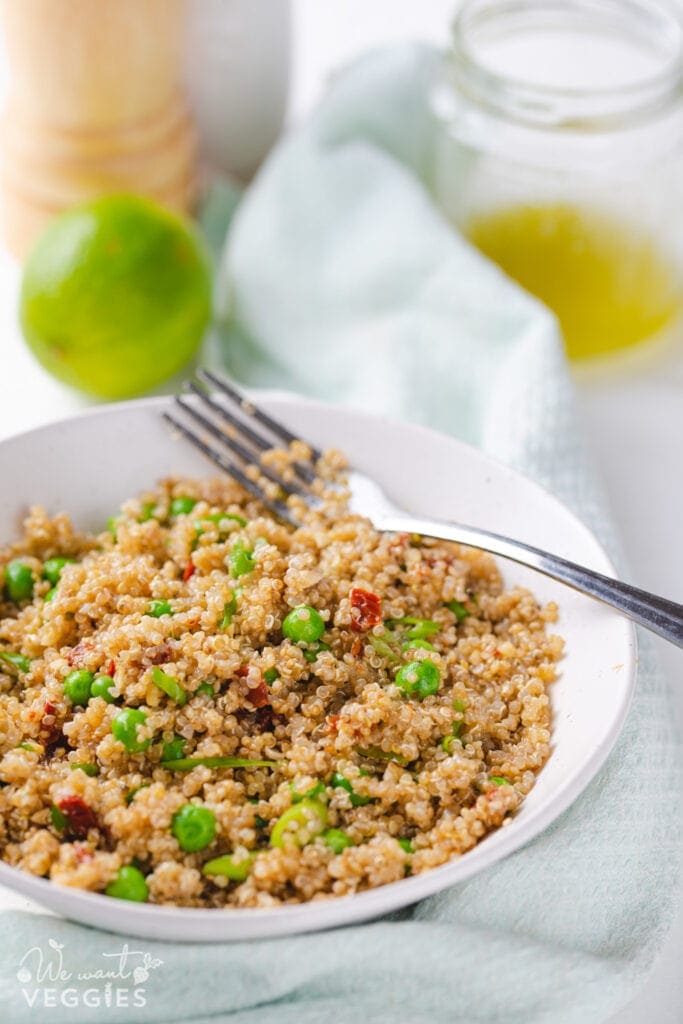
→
(0, 448, 563, 908)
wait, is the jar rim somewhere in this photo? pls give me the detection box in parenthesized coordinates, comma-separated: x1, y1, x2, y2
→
(450, 0, 683, 129)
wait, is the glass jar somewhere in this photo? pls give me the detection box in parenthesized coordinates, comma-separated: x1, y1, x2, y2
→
(431, 0, 683, 362)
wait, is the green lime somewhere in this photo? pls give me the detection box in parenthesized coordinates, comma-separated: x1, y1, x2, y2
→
(20, 194, 212, 399)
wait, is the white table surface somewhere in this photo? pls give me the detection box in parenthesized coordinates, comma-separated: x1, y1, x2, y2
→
(0, 2, 681, 1021)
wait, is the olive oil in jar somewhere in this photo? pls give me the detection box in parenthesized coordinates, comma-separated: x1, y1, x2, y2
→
(465, 203, 683, 360)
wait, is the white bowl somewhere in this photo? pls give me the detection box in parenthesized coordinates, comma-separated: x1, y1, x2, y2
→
(0, 394, 635, 941)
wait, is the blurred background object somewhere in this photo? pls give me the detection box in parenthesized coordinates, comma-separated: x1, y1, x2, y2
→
(432, 0, 683, 364)
(184, 0, 291, 183)
(0, 0, 197, 257)
(0, 0, 292, 257)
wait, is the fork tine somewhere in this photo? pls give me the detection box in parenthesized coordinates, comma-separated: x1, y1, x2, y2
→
(178, 391, 309, 498)
(199, 369, 322, 469)
(161, 411, 299, 527)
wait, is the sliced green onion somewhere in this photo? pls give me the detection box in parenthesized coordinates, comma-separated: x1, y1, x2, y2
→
(269, 799, 328, 848)
(291, 780, 326, 803)
(147, 599, 173, 618)
(0, 651, 31, 674)
(162, 756, 278, 771)
(202, 852, 256, 881)
(50, 805, 67, 831)
(71, 762, 99, 776)
(151, 666, 187, 706)
(228, 540, 255, 579)
(445, 600, 469, 623)
(401, 639, 435, 652)
(489, 776, 511, 787)
(263, 668, 279, 686)
(355, 745, 409, 766)
(219, 593, 238, 629)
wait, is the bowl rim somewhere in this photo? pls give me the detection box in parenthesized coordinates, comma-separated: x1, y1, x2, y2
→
(0, 392, 637, 938)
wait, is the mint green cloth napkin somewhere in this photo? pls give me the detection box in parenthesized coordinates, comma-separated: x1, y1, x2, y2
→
(1, 45, 680, 1024)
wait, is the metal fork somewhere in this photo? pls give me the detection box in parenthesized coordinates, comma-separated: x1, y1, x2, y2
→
(163, 370, 683, 648)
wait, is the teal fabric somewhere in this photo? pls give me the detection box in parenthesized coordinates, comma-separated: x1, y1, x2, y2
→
(1, 44, 680, 1024)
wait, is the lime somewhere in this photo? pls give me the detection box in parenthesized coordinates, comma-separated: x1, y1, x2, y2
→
(20, 195, 212, 399)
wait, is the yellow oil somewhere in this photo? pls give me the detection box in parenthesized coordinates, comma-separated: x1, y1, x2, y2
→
(465, 203, 683, 360)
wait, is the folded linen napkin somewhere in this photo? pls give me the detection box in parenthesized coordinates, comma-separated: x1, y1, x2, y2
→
(0, 44, 679, 1024)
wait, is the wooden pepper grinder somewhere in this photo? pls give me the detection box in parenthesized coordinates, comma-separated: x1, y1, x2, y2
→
(0, 0, 198, 257)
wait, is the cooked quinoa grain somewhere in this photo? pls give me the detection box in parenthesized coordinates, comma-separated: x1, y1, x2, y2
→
(0, 449, 563, 907)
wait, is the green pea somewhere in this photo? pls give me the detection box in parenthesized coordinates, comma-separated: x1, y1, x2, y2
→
(282, 605, 325, 644)
(0, 651, 31, 674)
(303, 641, 330, 663)
(330, 771, 372, 807)
(71, 762, 99, 776)
(202, 852, 255, 881)
(269, 798, 328, 848)
(4, 560, 35, 602)
(42, 557, 74, 586)
(111, 707, 150, 753)
(263, 668, 279, 686)
(161, 734, 185, 762)
(228, 540, 255, 578)
(219, 593, 238, 629)
(90, 674, 117, 703)
(196, 681, 215, 697)
(138, 502, 156, 523)
(169, 496, 197, 518)
(105, 865, 149, 902)
(50, 805, 67, 831)
(172, 804, 216, 852)
(151, 666, 186, 706)
(398, 838, 414, 854)
(395, 659, 440, 700)
(146, 599, 173, 618)
(489, 776, 511, 787)
(323, 828, 353, 854)
(401, 639, 435, 652)
(291, 780, 326, 803)
(63, 669, 95, 706)
(445, 600, 469, 623)
(44, 587, 57, 602)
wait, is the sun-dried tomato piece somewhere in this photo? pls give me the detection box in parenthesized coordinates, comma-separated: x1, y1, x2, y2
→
(183, 562, 195, 582)
(66, 641, 94, 668)
(248, 679, 270, 709)
(105, 660, 116, 677)
(39, 701, 62, 749)
(56, 796, 99, 839)
(325, 714, 341, 734)
(349, 588, 382, 632)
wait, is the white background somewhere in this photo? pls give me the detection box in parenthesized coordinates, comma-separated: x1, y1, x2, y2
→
(0, 1, 680, 1021)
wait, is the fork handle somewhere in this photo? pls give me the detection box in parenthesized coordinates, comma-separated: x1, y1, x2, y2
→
(379, 513, 683, 648)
